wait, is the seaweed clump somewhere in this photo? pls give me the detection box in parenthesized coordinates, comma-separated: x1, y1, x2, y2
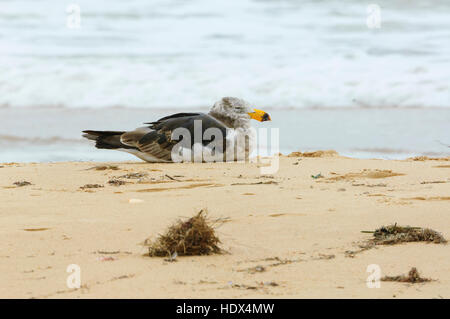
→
(108, 179, 126, 186)
(370, 224, 447, 245)
(346, 224, 447, 257)
(146, 210, 222, 257)
(80, 184, 103, 190)
(381, 267, 432, 283)
(14, 181, 32, 187)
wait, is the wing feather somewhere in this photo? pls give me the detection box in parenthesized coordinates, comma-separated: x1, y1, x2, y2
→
(120, 127, 152, 147)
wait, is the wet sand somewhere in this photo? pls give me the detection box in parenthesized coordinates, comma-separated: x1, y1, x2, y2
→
(0, 153, 449, 298)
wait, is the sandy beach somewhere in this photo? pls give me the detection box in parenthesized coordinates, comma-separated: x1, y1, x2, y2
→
(1, 152, 449, 299)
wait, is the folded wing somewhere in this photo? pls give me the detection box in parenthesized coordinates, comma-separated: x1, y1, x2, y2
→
(124, 113, 228, 162)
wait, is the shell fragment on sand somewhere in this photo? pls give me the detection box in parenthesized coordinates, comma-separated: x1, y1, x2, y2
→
(129, 198, 144, 204)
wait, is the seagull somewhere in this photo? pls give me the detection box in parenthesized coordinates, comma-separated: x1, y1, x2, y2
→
(82, 97, 271, 162)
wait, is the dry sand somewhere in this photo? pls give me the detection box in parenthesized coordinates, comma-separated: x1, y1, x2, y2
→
(0, 153, 449, 299)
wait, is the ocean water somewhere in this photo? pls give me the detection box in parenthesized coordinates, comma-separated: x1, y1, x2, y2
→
(0, 0, 449, 161)
(1, 106, 449, 162)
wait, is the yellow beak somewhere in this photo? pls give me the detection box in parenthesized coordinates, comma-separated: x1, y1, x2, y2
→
(248, 109, 271, 122)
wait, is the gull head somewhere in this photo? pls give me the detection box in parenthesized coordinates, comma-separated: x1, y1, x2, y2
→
(209, 97, 271, 128)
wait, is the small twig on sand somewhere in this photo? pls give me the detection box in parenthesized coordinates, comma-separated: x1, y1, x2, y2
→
(165, 174, 179, 181)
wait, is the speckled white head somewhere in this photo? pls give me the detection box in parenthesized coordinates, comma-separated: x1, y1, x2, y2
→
(209, 97, 270, 128)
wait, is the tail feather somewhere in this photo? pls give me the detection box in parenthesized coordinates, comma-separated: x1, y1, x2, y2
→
(82, 130, 134, 150)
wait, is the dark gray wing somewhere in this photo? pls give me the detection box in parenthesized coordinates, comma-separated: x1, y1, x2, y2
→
(135, 112, 228, 161)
